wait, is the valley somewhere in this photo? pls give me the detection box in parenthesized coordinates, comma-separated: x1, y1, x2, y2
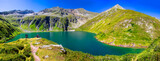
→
(0, 4, 160, 61)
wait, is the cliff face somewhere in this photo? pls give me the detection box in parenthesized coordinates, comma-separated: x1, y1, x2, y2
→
(21, 15, 73, 31)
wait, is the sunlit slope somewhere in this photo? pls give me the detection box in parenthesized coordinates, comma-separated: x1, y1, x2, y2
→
(77, 9, 160, 47)
(94, 37, 160, 61)
(0, 16, 20, 42)
(135, 37, 160, 61)
(21, 15, 78, 31)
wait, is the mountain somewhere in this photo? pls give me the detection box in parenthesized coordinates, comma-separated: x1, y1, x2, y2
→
(0, 7, 98, 31)
(0, 16, 21, 43)
(19, 7, 98, 31)
(0, 10, 34, 27)
(0, 10, 34, 15)
(39, 7, 97, 17)
(77, 4, 160, 48)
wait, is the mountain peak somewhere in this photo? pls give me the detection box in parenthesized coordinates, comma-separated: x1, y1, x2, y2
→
(112, 4, 124, 9)
(52, 6, 60, 9)
(77, 8, 85, 10)
(105, 4, 124, 12)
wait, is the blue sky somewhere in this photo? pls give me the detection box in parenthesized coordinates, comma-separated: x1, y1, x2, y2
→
(0, 0, 160, 19)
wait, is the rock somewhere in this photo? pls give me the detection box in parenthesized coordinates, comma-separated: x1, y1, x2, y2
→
(60, 48, 67, 54)
(43, 55, 49, 59)
(40, 45, 51, 49)
(35, 42, 40, 45)
(48, 47, 52, 50)
(36, 38, 41, 40)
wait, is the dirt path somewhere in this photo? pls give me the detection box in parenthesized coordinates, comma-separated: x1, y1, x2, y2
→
(30, 43, 41, 61)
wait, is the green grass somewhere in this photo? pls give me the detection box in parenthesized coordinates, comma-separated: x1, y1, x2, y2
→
(94, 37, 160, 61)
(29, 38, 94, 61)
(0, 37, 159, 61)
(77, 9, 160, 47)
(1, 38, 95, 61)
(0, 39, 34, 61)
(21, 14, 84, 31)
(0, 16, 21, 43)
(134, 37, 160, 61)
(4, 15, 21, 27)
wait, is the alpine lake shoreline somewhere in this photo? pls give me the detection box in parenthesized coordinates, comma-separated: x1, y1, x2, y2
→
(1, 31, 159, 61)
(7, 30, 147, 49)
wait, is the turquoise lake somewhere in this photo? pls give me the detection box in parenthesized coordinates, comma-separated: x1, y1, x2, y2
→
(7, 31, 144, 56)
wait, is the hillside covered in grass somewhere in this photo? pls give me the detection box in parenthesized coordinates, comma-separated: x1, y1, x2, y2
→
(1, 37, 159, 61)
(0, 39, 33, 61)
(0, 16, 21, 43)
(77, 4, 160, 48)
(95, 37, 160, 61)
(21, 15, 79, 31)
(1, 38, 94, 61)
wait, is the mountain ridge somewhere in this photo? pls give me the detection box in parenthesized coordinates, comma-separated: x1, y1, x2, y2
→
(3, 7, 98, 31)
(38, 7, 98, 17)
(0, 10, 34, 15)
(77, 4, 160, 48)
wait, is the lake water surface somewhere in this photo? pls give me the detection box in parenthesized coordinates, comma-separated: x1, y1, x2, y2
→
(7, 31, 144, 56)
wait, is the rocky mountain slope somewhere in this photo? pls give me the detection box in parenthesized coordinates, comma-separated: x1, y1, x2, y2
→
(0, 16, 21, 42)
(0, 10, 34, 15)
(0, 10, 34, 27)
(0, 7, 98, 31)
(77, 4, 160, 47)
(20, 7, 98, 31)
(39, 7, 97, 18)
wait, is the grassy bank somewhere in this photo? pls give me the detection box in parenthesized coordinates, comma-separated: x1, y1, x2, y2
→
(0, 37, 159, 61)
(0, 16, 21, 43)
(77, 9, 160, 48)
(0, 38, 33, 61)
